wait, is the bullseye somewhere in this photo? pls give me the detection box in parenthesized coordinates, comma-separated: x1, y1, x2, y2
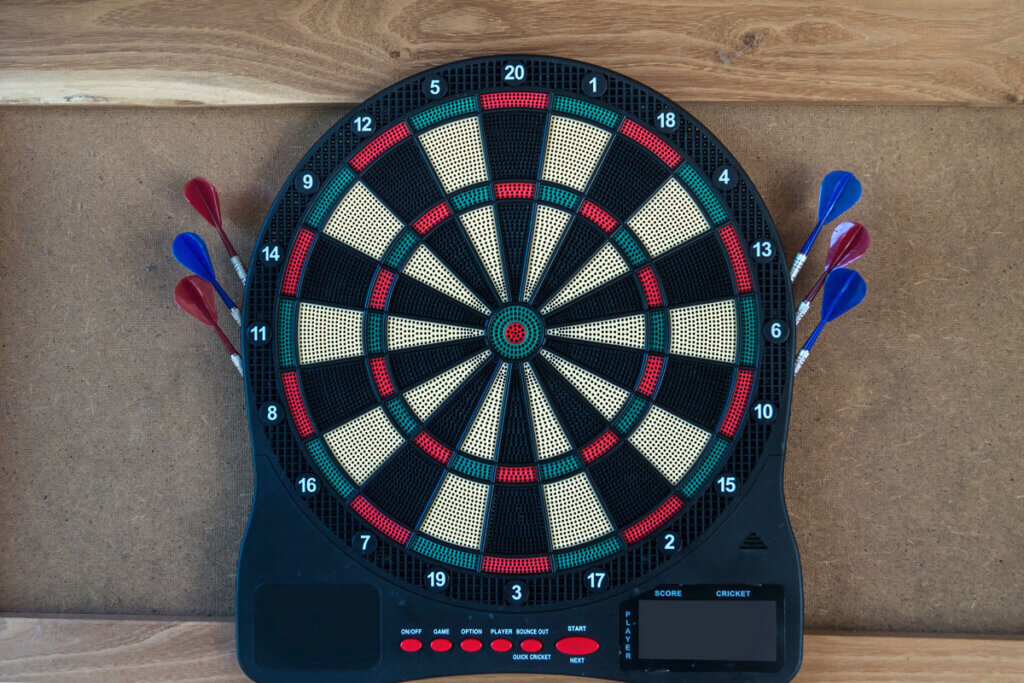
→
(487, 305, 544, 360)
(504, 322, 526, 345)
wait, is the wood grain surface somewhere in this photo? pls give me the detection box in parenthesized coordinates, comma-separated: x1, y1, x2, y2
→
(1, 0, 1022, 106)
(0, 616, 1022, 682)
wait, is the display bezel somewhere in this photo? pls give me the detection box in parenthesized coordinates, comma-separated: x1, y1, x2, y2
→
(619, 584, 784, 673)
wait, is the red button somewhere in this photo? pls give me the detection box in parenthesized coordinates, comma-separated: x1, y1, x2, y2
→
(555, 636, 599, 655)
(460, 638, 483, 652)
(490, 638, 513, 652)
(520, 638, 543, 653)
(400, 638, 422, 652)
(430, 638, 452, 652)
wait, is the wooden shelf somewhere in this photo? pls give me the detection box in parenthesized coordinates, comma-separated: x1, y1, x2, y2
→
(0, 616, 1021, 681)
(1, 1, 1021, 106)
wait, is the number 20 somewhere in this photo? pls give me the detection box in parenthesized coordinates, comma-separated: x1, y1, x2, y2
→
(504, 63, 525, 81)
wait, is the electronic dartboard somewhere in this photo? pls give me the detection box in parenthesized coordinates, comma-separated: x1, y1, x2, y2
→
(237, 55, 801, 682)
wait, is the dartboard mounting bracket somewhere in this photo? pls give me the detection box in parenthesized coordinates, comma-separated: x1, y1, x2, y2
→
(237, 55, 801, 682)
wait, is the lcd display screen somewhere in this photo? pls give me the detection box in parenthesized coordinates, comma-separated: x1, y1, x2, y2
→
(638, 599, 777, 662)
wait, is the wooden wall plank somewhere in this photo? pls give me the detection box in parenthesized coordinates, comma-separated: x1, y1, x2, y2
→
(0, 616, 1022, 682)
(0, 1, 1022, 106)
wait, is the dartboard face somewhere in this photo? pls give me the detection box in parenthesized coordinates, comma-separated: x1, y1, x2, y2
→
(244, 56, 791, 609)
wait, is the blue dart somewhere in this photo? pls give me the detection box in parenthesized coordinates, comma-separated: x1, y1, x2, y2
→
(790, 170, 862, 281)
(172, 231, 241, 325)
(794, 267, 866, 375)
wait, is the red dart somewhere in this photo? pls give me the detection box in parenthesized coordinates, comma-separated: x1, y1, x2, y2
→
(184, 177, 248, 284)
(795, 221, 870, 324)
(174, 274, 243, 375)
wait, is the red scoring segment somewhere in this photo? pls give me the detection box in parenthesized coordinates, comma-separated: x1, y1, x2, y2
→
(479, 92, 549, 109)
(281, 228, 315, 296)
(636, 355, 664, 397)
(720, 368, 755, 438)
(368, 356, 394, 398)
(494, 182, 535, 200)
(414, 431, 452, 464)
(481, 555, 550, 574)
(580, 430, 620, 464)
(495, 465, 537, 483)
(280, 371, 314, 438)
(369, 268, 396, 309)
(349, 122, 411, 172)
(622, 495, 684, 545)
(719, 224, 753, 293)
(349, 495, 411, 544)
(578, 199, 619, 233)
(619, 118, 681, 168)
(636, 266, 663, 308)
(411, 201, 451, 235)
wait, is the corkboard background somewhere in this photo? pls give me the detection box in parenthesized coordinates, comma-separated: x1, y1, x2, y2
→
(0, 104, 1020, 634)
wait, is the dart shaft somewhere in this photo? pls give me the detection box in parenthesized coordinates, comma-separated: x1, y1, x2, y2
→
(806, 270, 828, 301)
(803, 318, 828, 351)
(229, 306, 241, 326)
(798, 222, 824, 256)
(230, 353, 244, 376)
(212, 322, 240, 356)
(211, 279, 237, 310)
(214, 226, 238, 257)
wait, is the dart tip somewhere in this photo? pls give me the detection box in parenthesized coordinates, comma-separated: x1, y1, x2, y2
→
(794, 349, 809, 374)
(789, 253, 807, 282)
(230, 255, 248, 285)
(794, 300, 810, 325)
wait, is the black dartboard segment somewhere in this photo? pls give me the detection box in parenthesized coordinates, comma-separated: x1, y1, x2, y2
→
(242, 55, 792, 610)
